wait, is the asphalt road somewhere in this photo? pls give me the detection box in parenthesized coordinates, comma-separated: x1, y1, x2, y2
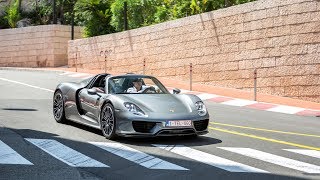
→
(0, 69, 319, 180)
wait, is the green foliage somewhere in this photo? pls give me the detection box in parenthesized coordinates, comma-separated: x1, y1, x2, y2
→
(110, 0, 256, 32)
(20, 0, 53, 25)
(19, 0, 75, 26)
(3, 0, 21, 28)
(111, 0, 159, 32)
(0, 13, 10, 29)
(75, 0, 115, 37)
(190, 0, 200, 14)
(171, 0, 192, 19)
(56, 0, 76, 25)
(154, 0, 191, 23)
(0, 0, 256, 34)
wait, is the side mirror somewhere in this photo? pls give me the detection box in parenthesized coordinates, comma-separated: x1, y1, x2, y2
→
(173, 88, 181, 94)
(88, 88, 97, 95)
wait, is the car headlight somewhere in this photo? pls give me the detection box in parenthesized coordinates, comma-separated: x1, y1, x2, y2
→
(195, 101, 207, 116)
(124, 102, 145, 116)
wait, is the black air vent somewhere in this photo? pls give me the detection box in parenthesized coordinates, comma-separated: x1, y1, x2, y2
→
(193, 119, 209, 131)
(132, 121, 156, 133)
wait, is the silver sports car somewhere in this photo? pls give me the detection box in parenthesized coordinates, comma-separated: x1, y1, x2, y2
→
(53, 73, 209, 139)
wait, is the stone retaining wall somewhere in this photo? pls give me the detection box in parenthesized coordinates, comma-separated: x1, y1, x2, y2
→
(0, 25, 81, 67)
(68, 0, 320, 103)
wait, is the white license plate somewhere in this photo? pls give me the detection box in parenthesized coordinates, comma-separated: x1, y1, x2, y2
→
(166, 120, 192, 127)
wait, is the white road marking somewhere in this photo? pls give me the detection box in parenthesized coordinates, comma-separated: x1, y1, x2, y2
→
(266, 105, 305, 114)
(153, 144, 267, 173)
(90, 142, 188, 170)
(221, 99, 256, 107)
(219, 147, 320, 174)
(197, 93, 219, 100)
(284, 149, 320, 159)
(69, 73, 92, 78)
(26, 139, 108, 167)
(0, 140, 33, 165)
(0, 78, 54, 92)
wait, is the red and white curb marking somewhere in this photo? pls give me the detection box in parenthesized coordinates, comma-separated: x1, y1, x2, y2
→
(167, 88, 320, 117)
(60, 71, 320, 117)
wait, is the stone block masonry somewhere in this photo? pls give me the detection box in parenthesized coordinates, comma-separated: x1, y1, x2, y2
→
(67, 0, 318, 103)
(0, 25, 81, 67)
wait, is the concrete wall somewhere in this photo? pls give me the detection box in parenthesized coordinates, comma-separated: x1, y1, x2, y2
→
(0, 25, 81, 67)
(68, 0, 320, 103)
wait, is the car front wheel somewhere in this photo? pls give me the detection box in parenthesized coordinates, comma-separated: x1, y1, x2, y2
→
(100, 103, 117, 140)
(53, 90, 67, 123)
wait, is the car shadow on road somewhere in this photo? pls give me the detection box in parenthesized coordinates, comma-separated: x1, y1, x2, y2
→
(117, 136, 222, 147)
(2, 108, 38, 111)
(63, 119, 222, 147)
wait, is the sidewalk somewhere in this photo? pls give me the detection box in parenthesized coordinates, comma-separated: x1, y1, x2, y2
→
(2, 67, 320, 116)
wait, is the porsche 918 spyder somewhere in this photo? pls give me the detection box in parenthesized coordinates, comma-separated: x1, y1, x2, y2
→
(53, 73, 209, 139)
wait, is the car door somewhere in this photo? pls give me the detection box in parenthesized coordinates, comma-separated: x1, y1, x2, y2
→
(79, 88, 101, 120)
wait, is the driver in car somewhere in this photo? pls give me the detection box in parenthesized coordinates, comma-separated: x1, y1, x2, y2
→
(127, 78, 154, 93)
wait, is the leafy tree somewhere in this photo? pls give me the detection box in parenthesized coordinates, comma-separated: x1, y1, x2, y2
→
(171, 0, 192, 19)
(18, 0, 75, 26)
(154, 0, 191, 23)
(4, 0, 21, 28)
(111, 0, 159, 32)
(74, 0, 115, 37)
(110, 0, 257, 32)
(19, 0, 53, 25)
(0, 0, 256, 33)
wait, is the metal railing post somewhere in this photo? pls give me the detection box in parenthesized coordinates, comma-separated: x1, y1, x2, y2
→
(100, 50, 107, 73)
(104, 53, 107, 73)
(190, 63, 192, 91)
(143, 59, 146, 74)
(75, 47, 78, 72)
(254, 69, 257, 101)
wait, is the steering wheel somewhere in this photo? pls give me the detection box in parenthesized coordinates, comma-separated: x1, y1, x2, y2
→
(142, 86, 156, 93)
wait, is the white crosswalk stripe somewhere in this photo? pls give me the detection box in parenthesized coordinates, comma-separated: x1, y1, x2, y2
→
(283, 149, 320, 159)
(90, 142, 188, 170)
(219, 147, 320, 174)
(152, 144, 267, 173)
(26, 138, 108, 167)
(1, 137, 319, 174)
(0, 140, 33, 165)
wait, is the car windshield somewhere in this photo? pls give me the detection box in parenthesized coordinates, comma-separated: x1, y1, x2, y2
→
(80, 76, 94, 85)
(108, 76, 169, 94)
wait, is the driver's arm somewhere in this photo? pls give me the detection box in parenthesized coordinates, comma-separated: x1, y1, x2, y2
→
(95, 87, 105, 93)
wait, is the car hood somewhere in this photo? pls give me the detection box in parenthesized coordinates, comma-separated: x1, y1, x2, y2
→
(116, 94, 194, 113)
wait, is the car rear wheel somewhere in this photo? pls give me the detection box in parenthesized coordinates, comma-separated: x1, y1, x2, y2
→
(100, 103, 117, 140)
(53, 90, 67, 123)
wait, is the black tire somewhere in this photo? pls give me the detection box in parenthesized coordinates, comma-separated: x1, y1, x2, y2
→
(53, 90, 67, 123)
(100, 103, 117, 140)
